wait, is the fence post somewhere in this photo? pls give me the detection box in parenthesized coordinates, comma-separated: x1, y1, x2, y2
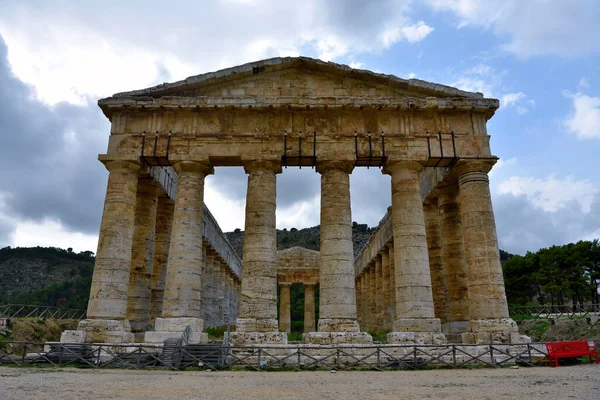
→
(257, 348, 262, 370)
(489, 345, 495, 367)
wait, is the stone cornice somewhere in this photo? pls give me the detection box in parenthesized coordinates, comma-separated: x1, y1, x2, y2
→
(98, 95, 499, 117)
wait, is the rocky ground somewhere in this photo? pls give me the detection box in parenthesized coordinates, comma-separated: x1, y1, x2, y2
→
(0, 364, 598, 399)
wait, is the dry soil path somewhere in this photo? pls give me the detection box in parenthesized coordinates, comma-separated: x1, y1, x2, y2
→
(0, 364, 598, 399)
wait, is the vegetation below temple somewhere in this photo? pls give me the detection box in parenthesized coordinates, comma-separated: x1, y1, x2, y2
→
(1, 234, 598, 316)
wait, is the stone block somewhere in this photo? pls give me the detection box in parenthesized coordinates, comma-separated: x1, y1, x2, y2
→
(392, 317, 441, 332)
(387, 331, 447, 345)
(303, 332, 373, 345)
(229, 332, 288, 346)
(60, 330, 87, 343)
(144, 331, 208, 344)
(154, 317, 204, 332)
(76, 319, 133, 343)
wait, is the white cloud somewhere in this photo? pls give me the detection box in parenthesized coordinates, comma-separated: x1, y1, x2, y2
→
(451, 63, 499, 96)
(564, 90, 600, 140)
(500, 92, 534, 114)
(0, 0, 433, 105)
(498, 175, 597, 213)
(425, 0, 600, 57)
(349, 61, 365, 69)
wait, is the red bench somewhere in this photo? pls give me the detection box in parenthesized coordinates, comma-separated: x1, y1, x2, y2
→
(546, 340, 600, 367)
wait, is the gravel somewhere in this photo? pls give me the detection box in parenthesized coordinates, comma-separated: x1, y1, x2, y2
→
(1, 364, 599, 399)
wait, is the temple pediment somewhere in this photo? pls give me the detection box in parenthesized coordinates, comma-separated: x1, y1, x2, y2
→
(104, 57, 484, 102)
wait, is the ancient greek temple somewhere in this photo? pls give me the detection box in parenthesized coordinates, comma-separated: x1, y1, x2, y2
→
(62, 57, 526, 346)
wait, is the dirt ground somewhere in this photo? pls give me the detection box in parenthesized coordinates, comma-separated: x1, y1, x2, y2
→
(1, 365, 598, 400)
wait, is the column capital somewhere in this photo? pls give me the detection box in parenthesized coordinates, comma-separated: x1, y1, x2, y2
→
(243, 160, 282, 174)
(172, 160, 214, 175)
(303, 282, 316, 288)
(382, 160, 422, 176)
(278, 282, 292, 287)
(455, 159, 496, 176)
(102, 160, 142, 174)
(316, 160, 354, 174)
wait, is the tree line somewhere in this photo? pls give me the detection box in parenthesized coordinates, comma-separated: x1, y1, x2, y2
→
(502, 239, 600, 307)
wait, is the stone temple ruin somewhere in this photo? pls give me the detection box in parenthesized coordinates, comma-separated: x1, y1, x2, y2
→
(61, 57, 528, 347)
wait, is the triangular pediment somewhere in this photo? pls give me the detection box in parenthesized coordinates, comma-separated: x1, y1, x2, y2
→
(107, 57, 484, 101)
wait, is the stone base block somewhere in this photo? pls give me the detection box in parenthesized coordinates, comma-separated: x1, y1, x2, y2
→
(303, 332, 373, 345)
(392, 317, 442, 333)
(229, 332, 288, 346)
(317, 318, 360, 333)
(469, 318, 519, 333)
(442, 320, 470, 335)
(144, 331, 208, 344)
(60, 330, 87, 343)
(387, 332, 447, 345)
(235, 318, 278, 333)
(154, 317, 204, 332)
(130, 321, 154, 333)
(75, 319, 134, 344)
(460, 318, 525, 344)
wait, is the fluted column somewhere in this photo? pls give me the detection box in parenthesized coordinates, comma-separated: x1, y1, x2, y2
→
(438, 185, 470, 339)
(235, 160, 282, 338)
(383, 161, 444, 343)
(206, 250, 218, 327)
(127, 177, 161, 334)
(150, 196, 174, 321)
(78, 160, 141, 343)
(355, 278, 362, 327)
(145, 161, 212, 344)
(369, 264, 377, 329)
(218, 262, 226, 326)
(387, 244, 396, 325)
(279, 283, 292, 334)
(457, 162, 518, 343)
(423, 199, 446, 325)
(303, 284, 316, 333)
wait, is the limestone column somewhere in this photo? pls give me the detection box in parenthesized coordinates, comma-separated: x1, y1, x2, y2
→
(127, 177, 161, 335)
(381, 248, 392, 331)
(206, 250, 218, 327)
(303, 283, 316, 333)
(383, 161, 444, 343)
(375, 255, 383, 330)
(438, 185, 470, 340)
(150, 196, 174, 322)
(387, 244, 396, 325)
(423, 199, 446, 326)
(218, 261, 226, 326)
(200, 241, 209, 323)
(311, 160, 369, 342)
(75, 160, 141, 343)
(355, 278, 362, 327)
(222, 270, 231, 326)
(279, 283, 292, 334)
(234, 160, 285, 343)
(145, 161, 213, 344)
(457, 162, 518, 343)
(369, 264, 377, 329)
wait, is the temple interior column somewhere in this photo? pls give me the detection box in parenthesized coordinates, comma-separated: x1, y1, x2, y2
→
(383, 161, 445, 344)
(233, 160, 286, 344)
(438, 185, 470, 341)
(423, 199, 447, 328)
(127, 177, 161, 338)
(306, 161, 371, 343)
(457, 162, 521, 343)
(303, 283, 316, 333)
(145, 161, 213, 344)
(150, 196, 174, 323)
(279, 283, 292, 334)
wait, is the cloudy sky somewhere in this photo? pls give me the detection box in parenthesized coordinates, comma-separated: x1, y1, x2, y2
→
(0, 0, 598, 255)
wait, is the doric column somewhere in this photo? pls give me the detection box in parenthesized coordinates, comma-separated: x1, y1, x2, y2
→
(423, 199, 446, 326)
(383, 161, 444, 344)
(222, 269, 231, 326)
(438, 185, 470, 339)
(279, 283, 292, 334)
(315, 161, 360, 333)
(303, 284, 316, 333)
(369, 264, 377, 329)
(355, 278, 362, 327)
(457, 162, 519, 343)
(145, 161, 213, 344)
(77, 160, 141, 343)
(127, 177, 161, 334)
(218, 262, 226, 326)
(233, 160, 285, 344)
(150, 196, 174, 321)
(387, 244, 396, 325)
(380, 248, 392, 331)
(200, 241, 209, 323)
(205, 250, 218, 327)
(375, 255, 383, 330)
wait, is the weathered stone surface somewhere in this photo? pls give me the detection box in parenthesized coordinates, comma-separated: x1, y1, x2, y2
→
(237, 161, 281, 336)
(229, 332, 288, 346)
(150, 196, 174, 321)
(303, 332, 373, 345)
(278, 283, 291, 334)
(60, 330, 86, 343)
(75, 319, 134, 344)
(304, 284, 316, 333)
(387, 331, 447, 345)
